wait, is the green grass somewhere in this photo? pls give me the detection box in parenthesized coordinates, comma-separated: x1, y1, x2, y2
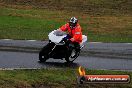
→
(0, 68, 132, 88)
(0, 15, 63, 40)
(0, 7, 65, 40)
(0, 0, 132, 42)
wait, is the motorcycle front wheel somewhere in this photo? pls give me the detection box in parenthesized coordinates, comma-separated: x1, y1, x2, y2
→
(39, 54, 48, 62)
(39, 44, 51, 62)
(39, 51, 49, 62)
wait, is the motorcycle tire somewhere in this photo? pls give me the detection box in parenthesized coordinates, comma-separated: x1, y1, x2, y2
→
(65, 49, 80, 63)
(39, 43, 52, 62)
(39, 51, 49, 62)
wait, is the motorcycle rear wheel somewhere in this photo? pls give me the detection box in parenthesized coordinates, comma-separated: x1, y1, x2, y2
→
(65, 49, 80, 63)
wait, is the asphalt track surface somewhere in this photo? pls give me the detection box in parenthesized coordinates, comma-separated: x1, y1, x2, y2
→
(0, 40, 132, 70)
(0, 51, 132, 71)
(0, 39, 132, 59)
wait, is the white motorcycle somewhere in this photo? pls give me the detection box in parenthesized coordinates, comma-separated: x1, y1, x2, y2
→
(39, 30, 87, 63)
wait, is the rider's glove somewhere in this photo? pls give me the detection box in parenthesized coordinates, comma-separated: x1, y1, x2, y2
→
(66, 39, 72, 44)
(70, 38, 75, 42)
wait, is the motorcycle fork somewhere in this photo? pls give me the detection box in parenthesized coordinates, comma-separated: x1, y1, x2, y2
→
(48, 44, 57, 55)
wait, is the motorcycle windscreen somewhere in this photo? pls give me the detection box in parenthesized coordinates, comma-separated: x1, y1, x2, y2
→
(48, 30, 67, 43)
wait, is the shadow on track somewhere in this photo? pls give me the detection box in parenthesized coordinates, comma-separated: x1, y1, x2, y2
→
(38, 61, 80, 68)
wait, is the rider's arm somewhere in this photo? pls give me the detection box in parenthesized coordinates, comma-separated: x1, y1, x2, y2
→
(70, 27, 82, 43)
(58, 23, 69, 31)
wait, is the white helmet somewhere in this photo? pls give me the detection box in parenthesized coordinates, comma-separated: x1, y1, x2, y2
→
(69, 17, 78, 29)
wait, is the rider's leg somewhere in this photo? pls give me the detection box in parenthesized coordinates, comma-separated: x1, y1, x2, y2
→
(71, 42, 80, 57)
(73, 42, 80, 52)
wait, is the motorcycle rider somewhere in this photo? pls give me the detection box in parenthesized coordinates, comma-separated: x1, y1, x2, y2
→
(58, 17, 83, 57)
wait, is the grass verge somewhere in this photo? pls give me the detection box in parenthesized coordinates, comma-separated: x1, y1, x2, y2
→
(0, 68, 132, 88)
(0, 1, 132, 42)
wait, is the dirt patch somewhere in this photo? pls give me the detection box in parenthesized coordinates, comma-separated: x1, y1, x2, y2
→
(1, 0, 132, 16)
